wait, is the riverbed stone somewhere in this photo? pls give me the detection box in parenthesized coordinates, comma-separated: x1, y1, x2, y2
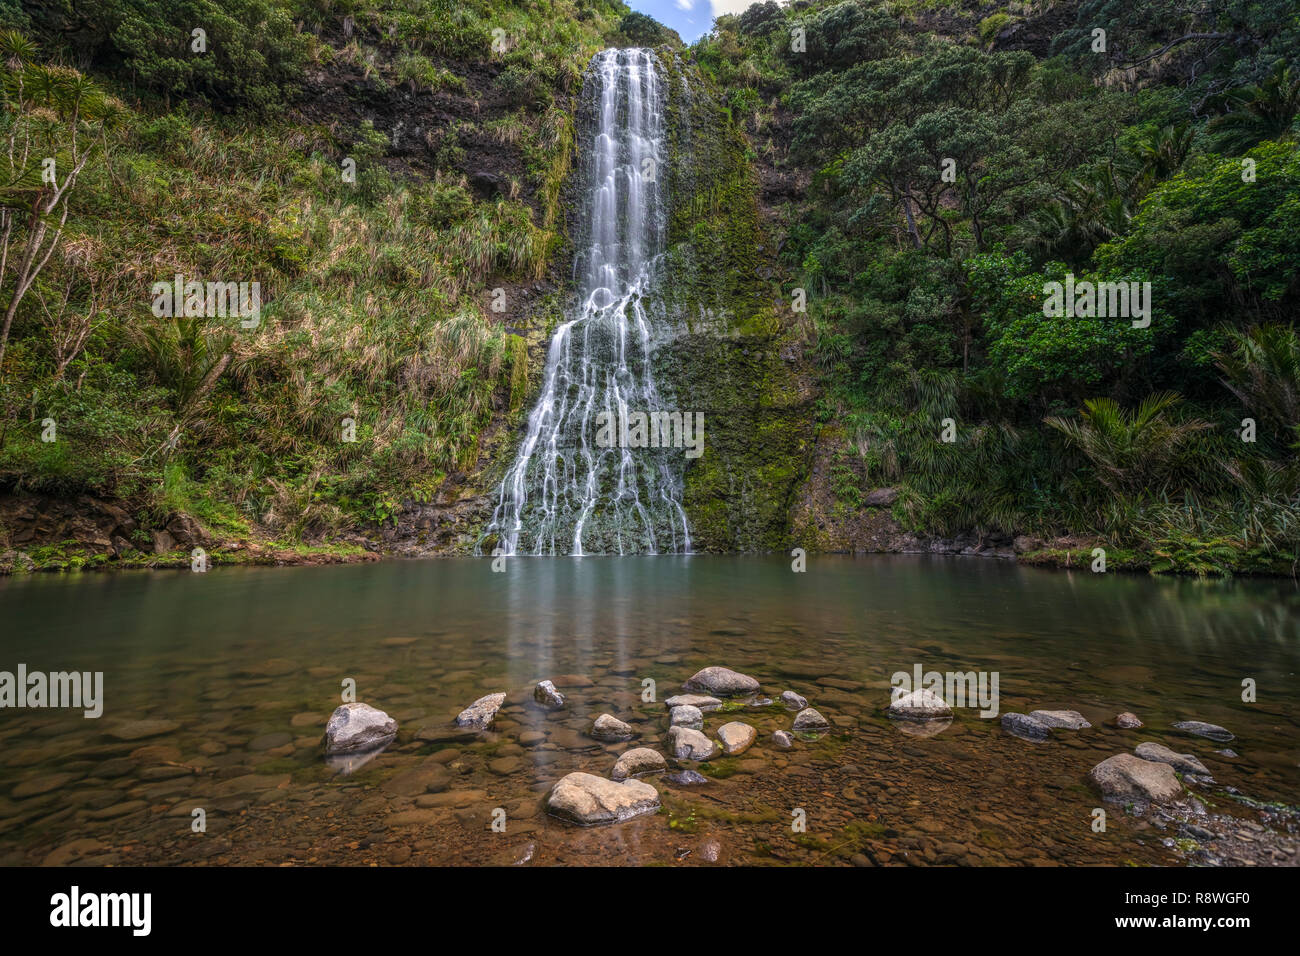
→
(1172, 720, 1234, 743)
(665, 770, 708, 786)
(887, 688, 952, 721)
(611, 747, 667, 780)
(682, 666, 760, 697)
(664, 694, 723, 711)
(1028, 710, 1092, 730)
(772, 730, 794, 750)
(455, 693, 506, 731)
(1135, 742, 1211, 776)
(1116, 712, 1143, 729)
(1001, 712, 1051, 742)
(716, 721, 757, 755)
(792, 707, 830, 732)
(533, 681, 565, 710)
(779, 691, 808, 711)
(591, 713, 634, 740)
(545, 772, 660, 826)
(323, 703, 398, 755)
(106, 719, 181, 741)
(1088, 753, 1183, 804)
(669, 705, 703, 729)
(667, 726, 718, 761)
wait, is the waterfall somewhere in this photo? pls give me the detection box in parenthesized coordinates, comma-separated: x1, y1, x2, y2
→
(485, 48, 691, 557)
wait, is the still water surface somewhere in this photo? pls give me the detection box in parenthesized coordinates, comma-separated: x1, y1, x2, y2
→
(1, 555, 1296, 865)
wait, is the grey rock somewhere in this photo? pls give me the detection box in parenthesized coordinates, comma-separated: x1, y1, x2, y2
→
(1001, 712, 1051, 742)
(772, 730, 794, 750)
(545, 772, 660, 826)
(887, 688, 952, 721)
(667, 726, 718, 761)
(663, 694, 723, 711)
(455, 693, 506, 730)
(1029, 709, 1092, 730)
(682, 666, 760, 697)
(323, 703, 397, 755)
(1172, 721, 1234, 743)
(533, 680, 565, 710)
(591, 713, 634, 741)
(716, 721, 757, 755)
(1115, 712, 1143, 729)
(779, 691, 808, 711)
(1088, 753, 1183, 804)
(792, 707, 831, 732)
(669, 704, 704, 729)
(1135, 741, 1211, 776)
(611, 747, 667, 781)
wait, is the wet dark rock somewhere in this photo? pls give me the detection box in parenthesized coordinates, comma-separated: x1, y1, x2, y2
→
(323, 703, 397, 755)
(1001, 712, 1051, 742)
(1028, 710, 1091, 730)
(1172, 720, 1234, 743)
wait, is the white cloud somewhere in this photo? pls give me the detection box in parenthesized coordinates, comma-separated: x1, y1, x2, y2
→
(675, 0, 694, 9)
(709, 0, 770, 15)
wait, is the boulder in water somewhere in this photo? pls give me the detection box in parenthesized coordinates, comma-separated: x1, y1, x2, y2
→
(669, 705, 703, 729)
(779, 691, 808, 711)
(1088, 753, 1183, 804)
(324, 703, 397, 754)
(1172, 720, 1234, 743)
(667, 726, 718, 761)
(455, 693, 506, 730)
(1135, 741, 1211, 776)
(611, 747, 667, 780)
(682, 666, 760, 697)
(1029, 709, 1092, 730)
(1115, 712, 1143, 729)
(546, 772, 660, 825)
(792, 707, 831, 732)
(664, 694, 723, 711)
(591, 713, 634, 741)
(887, 688, 952, 721)
(533, 680, 565, 710)
(716, 721, 757, 755)
(1001, 712, 1050, 742)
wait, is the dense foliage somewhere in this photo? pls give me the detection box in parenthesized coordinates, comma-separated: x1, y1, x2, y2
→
(0, 0, 627, 547)
(696, 0, 1299, 572)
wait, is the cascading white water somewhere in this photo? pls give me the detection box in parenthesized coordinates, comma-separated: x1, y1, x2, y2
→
(485, 48, 691, 556)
